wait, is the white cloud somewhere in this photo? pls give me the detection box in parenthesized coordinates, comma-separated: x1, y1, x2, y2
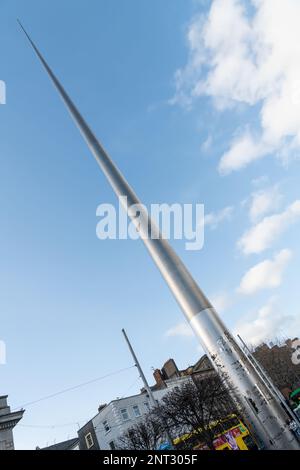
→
(201, 135, 213, 153)
(219, 133, 270, 174)
(204, 206, 234, 229)
(251, 175, 270, 188)
(210, 292, 231, 312)
(238, 200, 300, 254)
(173, 0, 300, 173)
(238, 249, 292, 295)
(165, 321, 205, 356)
(165, 322, 194, 338)
(249, 185, 283, 222)
(234, 297, 300, 346)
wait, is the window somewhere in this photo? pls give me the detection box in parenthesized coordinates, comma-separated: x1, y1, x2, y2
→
(120, 408, 129, 421)
(144, 402, 150, 412)
(103, 420, 110, 433)
(85, 432, 94, 449)
(248, 397, 259, 413)
(109, 440, 116, 450)
(132, 405, 141, 417)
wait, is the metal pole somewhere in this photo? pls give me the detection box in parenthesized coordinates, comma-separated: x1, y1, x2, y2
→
(122, 329, 174, 449)
(18, 21, 300, 450)
(122, 329, 156, 409)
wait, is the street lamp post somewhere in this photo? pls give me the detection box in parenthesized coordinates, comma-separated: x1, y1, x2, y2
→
(122, 329, 174, 449)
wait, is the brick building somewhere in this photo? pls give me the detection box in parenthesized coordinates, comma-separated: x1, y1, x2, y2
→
(152, 355, 216, 390)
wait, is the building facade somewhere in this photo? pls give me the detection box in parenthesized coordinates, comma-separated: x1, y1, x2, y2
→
(152, 355, 216, 390)
(78, 419, 101, 450)
(0, 395, 24, 450)
(78, 376, 190, 450)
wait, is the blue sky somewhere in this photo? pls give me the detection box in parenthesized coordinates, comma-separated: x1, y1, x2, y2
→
(1, 0, 300, 449)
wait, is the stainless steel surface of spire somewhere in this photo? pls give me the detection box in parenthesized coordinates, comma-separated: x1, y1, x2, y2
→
(19, 21, 300, 450)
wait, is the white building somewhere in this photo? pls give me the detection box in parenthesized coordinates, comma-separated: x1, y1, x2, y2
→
(78, 376, 190, 450)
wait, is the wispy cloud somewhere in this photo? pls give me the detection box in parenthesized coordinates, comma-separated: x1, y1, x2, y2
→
(219, 135, 269, 175)
(165, 322, 194, 338)
(201, 135, 213, 153)
(238, 249, 292, 295)
(204, 206, 234, 229)
(172, 0, 300, 173)
(248, 185, 283, 223)
(210, 292, 231, 312)
(234, 297, 300, 346)
(238, 200, 300, 255)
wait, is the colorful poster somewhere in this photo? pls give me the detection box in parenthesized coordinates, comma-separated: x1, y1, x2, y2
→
(224, 430, 239, 450)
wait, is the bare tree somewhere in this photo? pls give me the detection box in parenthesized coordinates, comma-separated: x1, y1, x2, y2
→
(156, 376, 237, 450)
(117, 414, 162, 450)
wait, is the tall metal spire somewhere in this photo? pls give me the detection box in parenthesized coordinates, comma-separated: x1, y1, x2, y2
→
(18, 21, 300, 450)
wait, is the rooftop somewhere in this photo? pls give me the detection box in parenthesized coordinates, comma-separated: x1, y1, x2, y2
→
(40, 437, 79, 451)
